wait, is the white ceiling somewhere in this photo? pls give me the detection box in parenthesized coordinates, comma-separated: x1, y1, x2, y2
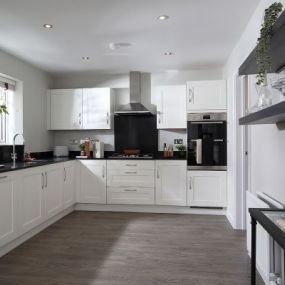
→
(0, 0, 260, 74)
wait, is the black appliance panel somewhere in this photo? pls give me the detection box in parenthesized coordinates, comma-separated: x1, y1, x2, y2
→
(187, 116, 227, 168)
(114, 115, 158, 154)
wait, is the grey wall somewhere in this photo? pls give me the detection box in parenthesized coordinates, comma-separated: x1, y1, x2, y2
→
(51, 69, 222, 150)
(0, 49, 53, 152)
(223, 0, 285, 228)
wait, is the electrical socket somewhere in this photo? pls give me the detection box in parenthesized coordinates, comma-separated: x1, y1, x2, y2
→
(174, 139, 183, 145)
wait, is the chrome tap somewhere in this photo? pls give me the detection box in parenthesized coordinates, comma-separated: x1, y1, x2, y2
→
(11, 133, 25, 168)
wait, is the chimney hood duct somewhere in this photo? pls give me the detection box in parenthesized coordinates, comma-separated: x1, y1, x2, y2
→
(115, 71, 152, 115)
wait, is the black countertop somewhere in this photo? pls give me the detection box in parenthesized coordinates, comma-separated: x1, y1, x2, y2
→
(0, 154, 186, 174)
(0, 157, 73, 174)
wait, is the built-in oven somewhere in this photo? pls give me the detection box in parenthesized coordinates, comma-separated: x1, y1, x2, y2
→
(187, 113, 227, 170)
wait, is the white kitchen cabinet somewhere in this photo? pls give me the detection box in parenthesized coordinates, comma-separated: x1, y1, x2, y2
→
(63, 161, 76, 209)
(19, 167, 45, 234)
(156, 85, 187, 129)
(0, 173, 18, 247)
(107, 187, 154, 205)
(49, 89, 83, 130)
(187, 171, 227, 207)
(107, 169, 155, 188)
(79, 160, 107, 204)
(83, 88, 113, 129)
(186, 80, 227, 112)
(107, 160, 155, 205)
(43, 164, 64, 219)
(155, 160, 187, 206)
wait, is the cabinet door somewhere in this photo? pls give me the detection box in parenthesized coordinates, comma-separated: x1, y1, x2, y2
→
(187, 171, 227, 207)
(50, 89, 83, 130)
(107, 187, 154, 205)
(186, 80, 226, 112)
(80, 160, 107, 204)
(156, 86, 186, 129)
(0, 173, 17, 247)
(156, 161, 187, 206)
(63, 162, 75, 209)
(107, 169, 155, 188)
(83, 88, 111, 129)
(19, 168, 45, 234)
(44, 164, 63, 219)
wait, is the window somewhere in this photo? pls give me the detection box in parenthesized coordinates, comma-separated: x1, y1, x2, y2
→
(0, 76, 17, 145)
(0, 87, 7, 143)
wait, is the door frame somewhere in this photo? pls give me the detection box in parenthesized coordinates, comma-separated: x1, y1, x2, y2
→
(235, 74, 251, 230)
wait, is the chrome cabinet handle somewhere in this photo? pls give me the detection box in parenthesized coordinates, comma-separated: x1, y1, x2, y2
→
(125, 164, 137, 167)
(189, 177, 192, 190)
(41, 173, 44, 189)
(79, 112, 82, 125)
(124, 189, 137, 192)
(64, 168, 67, 182)
(188, 88, 194, 103)
(158, 114, 161, 124)
(125, 171, 137, 174)
(0, 175, 7, 180)
(106, 112, 109, 125)
(45, 172, 48, 188)
(102, 166, 105, 178)
(157, 168, 160, 179)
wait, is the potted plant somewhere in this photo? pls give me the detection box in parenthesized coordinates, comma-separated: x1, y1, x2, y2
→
(175, 144, 186, 158)
(251, 2, 283, 112)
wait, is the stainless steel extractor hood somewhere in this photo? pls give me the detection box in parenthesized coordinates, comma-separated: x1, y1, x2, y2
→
(115, 71, 152, 115)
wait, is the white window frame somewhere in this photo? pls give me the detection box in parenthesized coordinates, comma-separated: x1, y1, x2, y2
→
(0, 87, 7, 144)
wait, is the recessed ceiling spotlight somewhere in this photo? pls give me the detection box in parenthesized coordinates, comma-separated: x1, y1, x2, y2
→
(157, 15, 169, 21)
(109, 42, 132, 50)
(164, 52, 173, 56)
(82, 56, 90, 60)
(43, 24, 53, 29)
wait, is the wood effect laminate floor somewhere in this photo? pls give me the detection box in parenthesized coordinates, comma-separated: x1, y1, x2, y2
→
(0, 212, 264, 285)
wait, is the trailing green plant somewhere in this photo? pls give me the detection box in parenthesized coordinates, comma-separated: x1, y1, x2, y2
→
(0, 104, 8, 114)
(256, 2, 283, 85)
(175, 144, 186, 152)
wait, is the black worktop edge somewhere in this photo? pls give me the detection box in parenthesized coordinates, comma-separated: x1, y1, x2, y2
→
(249, 208, 285, 250)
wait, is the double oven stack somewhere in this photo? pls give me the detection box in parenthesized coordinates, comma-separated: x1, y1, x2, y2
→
(187, 113, 227, 171)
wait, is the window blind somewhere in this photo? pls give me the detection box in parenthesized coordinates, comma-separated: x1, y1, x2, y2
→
(0, 75, 16, 90)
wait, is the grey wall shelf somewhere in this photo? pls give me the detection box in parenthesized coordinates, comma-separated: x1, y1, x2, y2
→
(239, 10, 285, 75)
(239, 101, 285, 125)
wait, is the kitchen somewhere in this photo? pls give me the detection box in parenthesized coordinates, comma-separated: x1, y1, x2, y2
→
(0, 1, 285, 285)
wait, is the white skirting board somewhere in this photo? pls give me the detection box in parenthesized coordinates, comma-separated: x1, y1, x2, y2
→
(75, 204, 226, 215)
(246, 191, 270, 285)
(0, 206, 74, 258)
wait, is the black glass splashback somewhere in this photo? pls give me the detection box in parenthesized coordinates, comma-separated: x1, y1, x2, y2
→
(114, 115, 158, 153)
(0, 145, 24, 163)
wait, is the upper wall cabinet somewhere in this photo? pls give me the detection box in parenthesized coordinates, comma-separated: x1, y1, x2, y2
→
(155, 85, 186, 129)
(49, 89, 83, 130)
(83, 88, 113, 130)
(186, 80, 227, 112)
(47, 88, 113, 130)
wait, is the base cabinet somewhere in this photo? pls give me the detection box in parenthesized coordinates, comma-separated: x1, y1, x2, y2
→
(19, 167, 45, 235)
(44, 164, 64, 219)
(107, 160, 155, 205)
(155, 160, 187, 206)
(79, 160, 107, 204)
(63, 161, 75, 209)
(0, 173, 18, 247)
(187, 171, 227, 207)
